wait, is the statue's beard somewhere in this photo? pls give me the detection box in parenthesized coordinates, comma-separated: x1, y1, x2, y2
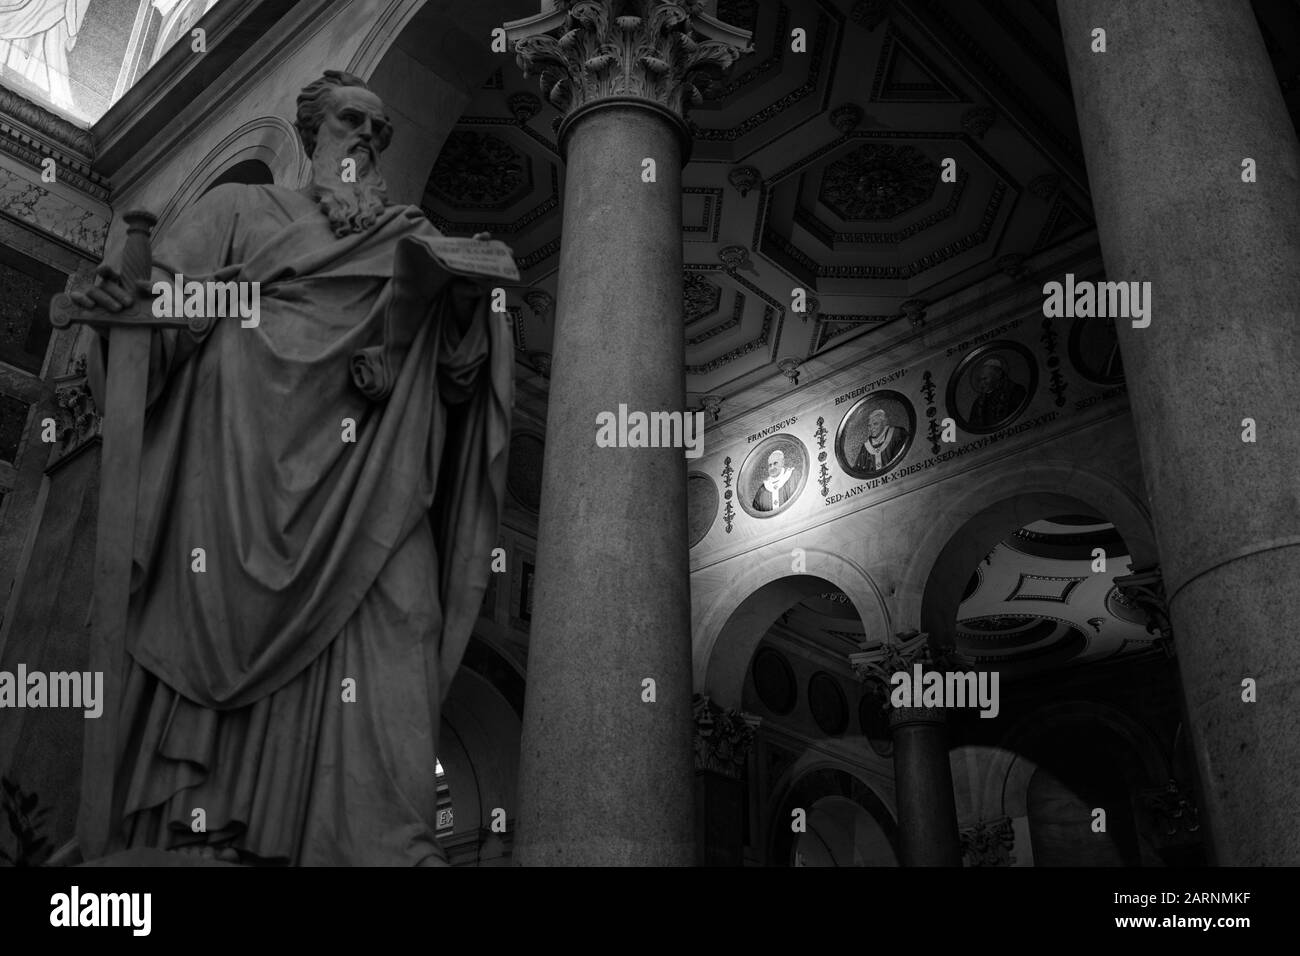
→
(308, 135, 389, 237)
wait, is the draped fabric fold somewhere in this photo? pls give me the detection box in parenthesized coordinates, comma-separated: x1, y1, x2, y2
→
(92, 183, 512, 864)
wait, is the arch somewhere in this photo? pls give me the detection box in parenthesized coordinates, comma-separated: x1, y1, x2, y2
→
(768, 765, 898, 867)
(694, 546, 891, 709)
(203, 159, 275, 192)
(795, 795, 899, 867)
(949, 707, 1168, 828)
(155, 115, 307, 233)
(901, 459, 1156, 642)
(1000, 698, 1170, 788)
(437, 645, 523, 863)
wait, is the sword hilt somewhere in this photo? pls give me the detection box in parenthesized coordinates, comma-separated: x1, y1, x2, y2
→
(50, 210, 198, 332)
(119, 209, 157, 287)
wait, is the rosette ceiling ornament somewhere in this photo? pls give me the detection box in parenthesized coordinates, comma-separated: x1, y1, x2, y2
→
(509, 0, 753, 156)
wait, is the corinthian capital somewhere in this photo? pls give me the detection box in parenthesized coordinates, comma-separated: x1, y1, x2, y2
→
(850, 630, 960, 719)
(507, 1, 752, 127)
(1113, 563, 1174, 656)
(850, 630, 946, 685)
(692, 693, 758, 778)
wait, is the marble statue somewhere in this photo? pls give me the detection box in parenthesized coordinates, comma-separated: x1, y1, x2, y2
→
(70, 69, 513, 865)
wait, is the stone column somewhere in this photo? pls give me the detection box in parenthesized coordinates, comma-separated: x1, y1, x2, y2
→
(852, 633, 962, 866)
(506, 2, 749, 865)
(1057, 0, 1300, 864)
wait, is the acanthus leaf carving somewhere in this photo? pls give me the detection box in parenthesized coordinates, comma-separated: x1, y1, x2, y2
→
(513, 1, 752, 124)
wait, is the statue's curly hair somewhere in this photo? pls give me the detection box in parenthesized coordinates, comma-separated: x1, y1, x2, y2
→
(295, 70, 393, 157)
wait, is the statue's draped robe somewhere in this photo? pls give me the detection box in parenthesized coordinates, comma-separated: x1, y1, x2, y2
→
(104, 183, 512, 865)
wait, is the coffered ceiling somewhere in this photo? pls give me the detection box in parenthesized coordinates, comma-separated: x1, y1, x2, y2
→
(419, 0, 1097, 402)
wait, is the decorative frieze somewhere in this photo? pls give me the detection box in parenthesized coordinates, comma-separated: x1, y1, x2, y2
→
(0, 87, 107, 202)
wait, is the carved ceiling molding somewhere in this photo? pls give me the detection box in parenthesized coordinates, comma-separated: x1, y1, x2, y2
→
(726, 164, 761, 197)
(426, 130, 531, 208)
(682, 185, 723, 241)
(1032, 192, 1091, 251)
(1027, 172, 1061, 200)
(715, 0, 759, 34)
(828, 102, 864, 132)
(819, 142, 939, 220)
(686, 297, 748, 348)
(685, 303, 774, 376)
(811, 313, 894, 353)
(961, 106, 997, 140)
(0, 88, 107, 202)
(507, 91, 543, 124)
(869, 27, 965, 103)
(683, 271, 722, 324)
(423, 161, 560, 247)
(514, 236, 562, 273)
(765, 179, 1007, 282)
(690, 5, 832, 143)
(695, 3, 789, 104)
(851, 0, 892, 32)
(524, 289, 553, 320)
(681, 266, 786, 377)
(717, 243, 756, 273)
(795, 169, 967, 244)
